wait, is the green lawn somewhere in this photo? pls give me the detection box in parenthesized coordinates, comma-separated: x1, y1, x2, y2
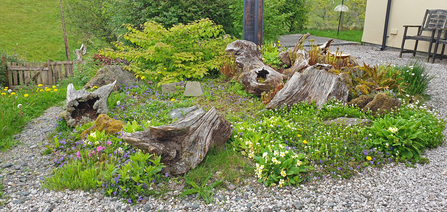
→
(294, 29, 363, 43)
(0, 0, 81, 62)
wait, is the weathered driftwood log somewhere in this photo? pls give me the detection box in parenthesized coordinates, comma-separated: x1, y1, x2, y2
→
(121, 106, 232, 175)
(266, 64, 349, 109)
(283, 33, 311, 78)
(226, 40, 286, 96)
(319, 39, 335, 54)
(64, 81, 116, 127)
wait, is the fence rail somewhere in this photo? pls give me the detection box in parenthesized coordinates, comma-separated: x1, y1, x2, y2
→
(6, 60, 84, 87)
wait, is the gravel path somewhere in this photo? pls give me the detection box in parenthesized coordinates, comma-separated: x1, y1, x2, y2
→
(1, 45, 446, 211)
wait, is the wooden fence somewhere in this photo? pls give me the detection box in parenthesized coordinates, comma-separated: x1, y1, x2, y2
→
(6, 60, 84, 87)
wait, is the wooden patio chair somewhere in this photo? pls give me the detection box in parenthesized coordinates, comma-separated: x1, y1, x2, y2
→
(399, 9, 447, 62)
(432, 28, 447, 63)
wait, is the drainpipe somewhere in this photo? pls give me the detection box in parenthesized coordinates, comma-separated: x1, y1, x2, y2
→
(381, 0, 392, 51)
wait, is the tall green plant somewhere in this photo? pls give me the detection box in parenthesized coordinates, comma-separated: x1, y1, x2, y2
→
(103, 19, 234, 84)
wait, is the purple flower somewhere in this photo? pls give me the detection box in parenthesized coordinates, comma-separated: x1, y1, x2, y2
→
(338, 167, 341, 171)
(138, 196, 143, 201)
(320, 160, 323, 164)
(240, 132, 243, 136)
(390, 147, 393, 150)
(165, 172, 169, 177)
(152, 179, 156, 183)
(127, 199, 132, 203)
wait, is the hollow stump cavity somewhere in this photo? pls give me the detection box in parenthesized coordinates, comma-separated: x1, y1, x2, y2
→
(64, 80, 116, 127)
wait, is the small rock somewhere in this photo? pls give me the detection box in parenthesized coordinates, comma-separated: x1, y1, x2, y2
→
(247, 203, 252, 208)
(328, 202, 335, 207)
(346, 203, 352, 207)
(192, 203, 199, 210)
(183, 81, 203, 97)
(293, 202, 304, 210)
(2, 163, 13, 168)
(143, 204, 151, 212)
(226, 183, 237, 191)
(13, 199, 25, 204)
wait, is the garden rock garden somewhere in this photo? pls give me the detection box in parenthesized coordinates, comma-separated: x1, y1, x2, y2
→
(1, 20, 447, 212)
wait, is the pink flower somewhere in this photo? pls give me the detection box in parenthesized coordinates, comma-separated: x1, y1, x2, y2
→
(97, 146, 105, 152)
(92, 150, 96, 154)
(107, 141, 112, 145)
(76, 151, 81, 159)
(88, 153, 91, 157)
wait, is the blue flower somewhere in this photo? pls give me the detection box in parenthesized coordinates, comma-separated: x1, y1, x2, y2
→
(127, 199, 132, 203)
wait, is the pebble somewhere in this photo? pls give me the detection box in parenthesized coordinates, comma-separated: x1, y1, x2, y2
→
(1, 46, 447, 211)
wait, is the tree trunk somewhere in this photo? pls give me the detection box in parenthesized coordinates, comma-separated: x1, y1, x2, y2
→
(225, 40, 286, 96)
(266, 64, 349, 109)
(122, 106, 232, 175)
(64, 80, 116, 127)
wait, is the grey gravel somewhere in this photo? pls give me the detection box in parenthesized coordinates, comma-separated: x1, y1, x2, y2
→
(1, 44, 447, 211)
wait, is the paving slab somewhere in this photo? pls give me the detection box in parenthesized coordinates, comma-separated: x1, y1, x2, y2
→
(183, 81, 203, 97)
(279, 34, 360, 48)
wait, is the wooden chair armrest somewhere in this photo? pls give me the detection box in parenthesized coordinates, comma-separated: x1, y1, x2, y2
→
(402, 25, 421, 28)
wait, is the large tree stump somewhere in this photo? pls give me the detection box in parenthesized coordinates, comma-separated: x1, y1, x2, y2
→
(64, 81, 116, 127)
(225, 40, 286, 96)
(266, 64, 349, 109)
(121, 106, 232, 175)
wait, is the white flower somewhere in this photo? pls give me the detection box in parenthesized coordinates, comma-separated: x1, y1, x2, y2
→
(281, 169, 287, 177)
(17, 104, 22, 109)
(117, 147, 124, 154)
(90, 132, 97, 138)
(278, 179, 285, 188)
(116, 100, 121, 105)
(280, 152, 285, 158)
(7, 89, 12, 93)
(296, 160, 303, 166)
(262, 152, 268, 158)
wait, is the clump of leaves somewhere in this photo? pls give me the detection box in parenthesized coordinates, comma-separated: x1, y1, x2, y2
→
(103, 19, 235, 84)
(359, 62, 406, 94)
(180, 172, 223, 204)
(261, 41, 284, 70)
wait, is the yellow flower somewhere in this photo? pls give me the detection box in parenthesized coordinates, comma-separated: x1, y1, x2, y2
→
(3, 87, 7, 91)
(10, 92, 16, 95)
(164, 68, 167, 70)
(93, 86, 98, 89)
(278, 40, 281, 43)
(297, 134, 301, 138)
(52, 85, 56, 89)
(38, 84, 43, 87)
(40, 89, 44, 92)
(366, 156, 372, 161)
(171, 98, 175, 101)
(54, 89, 58, 92)
(24, 94, 29, 98)
(141, 76, 146, 80)
(1, 93, 6, 95)
(157, 72, 161, 74)
(303, 140, 307, 144)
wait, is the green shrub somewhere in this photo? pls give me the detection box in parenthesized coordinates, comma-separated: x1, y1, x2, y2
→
(393, 62, 433, 98)
(103, 19, 235, 84)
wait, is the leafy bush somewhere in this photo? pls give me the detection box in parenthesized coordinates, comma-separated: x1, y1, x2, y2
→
(254, 145, 313, 187)
(103, 19, 235, 84)
(368, 103, 446, 161)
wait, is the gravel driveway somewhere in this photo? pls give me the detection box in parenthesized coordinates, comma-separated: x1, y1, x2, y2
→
(1, 44, 446, 212)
